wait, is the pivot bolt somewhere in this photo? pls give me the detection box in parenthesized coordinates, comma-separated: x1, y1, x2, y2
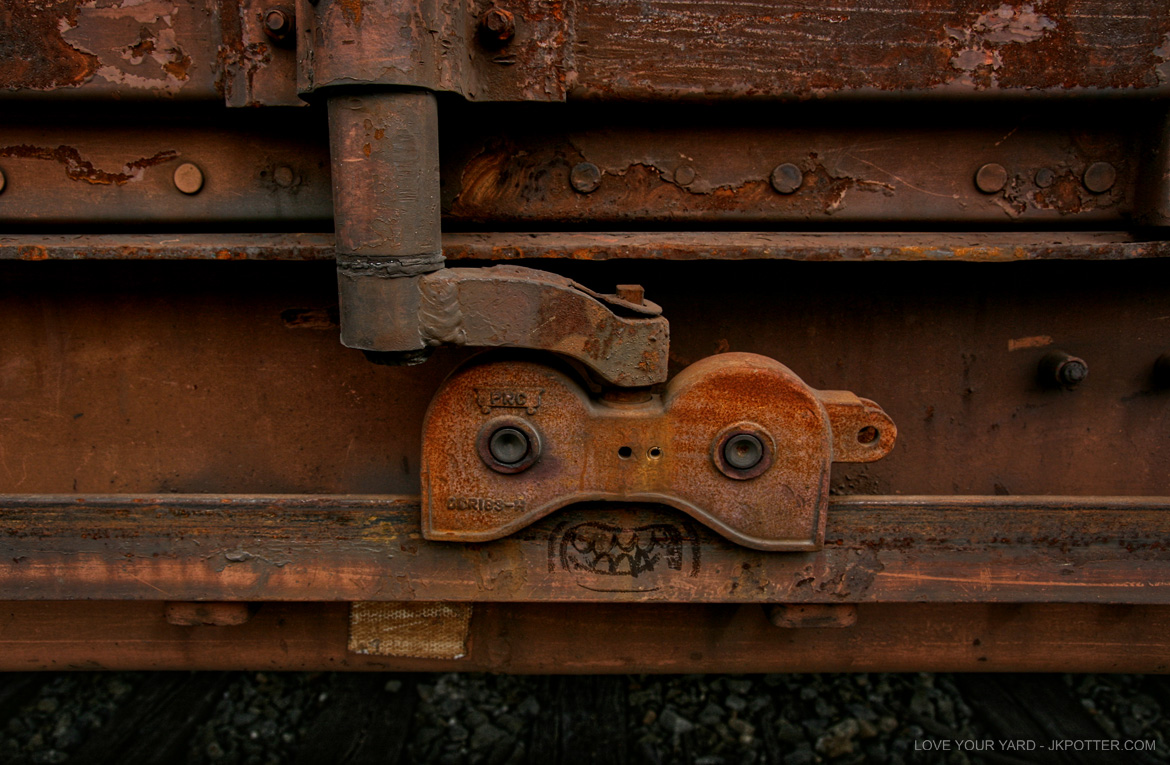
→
(975, 163, 1007, 194)
(770, 163, 803, 194)
(489, 427, 529, 465)
(479, 7, 515, 46)
(724, 434, 764, 470)
(173, 162, 204, 195)
(1040, 350, 1088, 389)
(570, 162, 602, 194)
(263, 7, 294, 42)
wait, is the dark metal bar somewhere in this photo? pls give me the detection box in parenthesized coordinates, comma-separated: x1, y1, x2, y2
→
(2, 494, 1168, 604)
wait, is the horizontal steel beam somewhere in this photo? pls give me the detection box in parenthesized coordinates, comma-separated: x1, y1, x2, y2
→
(2, 601, 1169, 673)
(2, 232, 1168, 262)
(2, 494, 1168, 604)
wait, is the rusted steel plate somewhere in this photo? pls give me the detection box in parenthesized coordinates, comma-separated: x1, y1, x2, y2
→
(2, 601, 1168, 673)
(0, 112, 331, 224)
(572, 0, 1170, 100)
(2, 232, 1170, 262)
(1, 494, 1168, 603)
(1, 260, 1168, 497)
(442, 109, 1142, 224)
(422, 354, 893, 549)
(3, 1, 1167, 102)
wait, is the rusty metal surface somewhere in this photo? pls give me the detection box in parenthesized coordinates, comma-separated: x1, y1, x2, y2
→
(1, 494, 1169, 603)
(2, 601, 1170, 673)
(1, 259, 1168, 497)
(441, 103, 1147, 225)
(0, 109, 331, 225)
(421, 353, 893, 549)
(571, 0, 1170, 100)
(4, 1, 1166, 102)
(3, 231, 1170, 262)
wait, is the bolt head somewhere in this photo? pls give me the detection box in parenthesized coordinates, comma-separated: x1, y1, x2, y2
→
(479, 7, 515, 45)
(1058, 359, 1088, 386)
(1083, 161, 1116, 194)
(975, 163, 1008, 194)
(570, 162, 602, 194)
(674, 165, 696, 186)
(489, 427, 529, 465)
(724, 434, 764, 470)
(770, 163, 803, 194)
(273, 165, 295, 188)
(173, 162, 204, 195)
(1034, 168, 1055, 188)
(263, 7, 294, 41)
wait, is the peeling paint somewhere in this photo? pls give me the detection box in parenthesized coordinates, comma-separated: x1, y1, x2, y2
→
(0, 144, 178, 185)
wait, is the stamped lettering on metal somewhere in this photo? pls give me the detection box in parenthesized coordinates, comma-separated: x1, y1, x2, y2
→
(475, 387, 543, 414)
(549, 521, 701, 579)
(447, 496, 527, 512)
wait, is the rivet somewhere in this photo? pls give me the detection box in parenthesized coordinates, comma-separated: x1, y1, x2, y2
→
(1083, 162, 1116, 194)
(770, 163, 803, 194)
(173, 162, 204, 195)
(570, 162, 601, 194)
(1034, 168, 1055, 188)
(478, 7, 515, 46)
(0, 166, 6, 195)
(1040, 350, 1088, 389)
(723, 433, 764, 470)
(273, 165, 295, 188)
(974, 163, 1007, 194)
(263, 7, 294, 42)
(674, 165, 696, 186)
(488, 427, 529, 465)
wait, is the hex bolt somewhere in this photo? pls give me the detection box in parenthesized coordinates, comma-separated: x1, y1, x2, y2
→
(263, 7, 295, 42)
(1154, 353, 1170, 388)
(974, 163, 1008, 194)
(723, 433, 764, 470)
(488, 427, 529, 465)
(1040, 350, 1088, 389)
(1034, 168, 1055, 188)
(570, 162, 602, 194)
(479, 7, 515, 46)
(674, 165, 696, 186)
(1083, 161, 1116, 194)
(770, 163, 803, 194)
(173, 162, 204, 195)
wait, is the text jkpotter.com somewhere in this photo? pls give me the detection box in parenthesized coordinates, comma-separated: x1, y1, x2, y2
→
(914, 739, 1156, 752)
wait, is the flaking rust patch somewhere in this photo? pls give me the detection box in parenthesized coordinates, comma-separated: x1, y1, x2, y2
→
(1156, 33, 1170, 84)
(0, 145, 178, 185)
(61, 1, 193, 93)
(348, 602, 471, 659)
(945, 3, 1057, 88)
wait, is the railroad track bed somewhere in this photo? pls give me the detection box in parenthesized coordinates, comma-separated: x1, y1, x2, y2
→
(0, 672, 1166, 764)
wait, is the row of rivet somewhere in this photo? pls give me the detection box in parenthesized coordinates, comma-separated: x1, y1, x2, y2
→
(568, 160, 1119, 196)
(0, 162, 303, 197)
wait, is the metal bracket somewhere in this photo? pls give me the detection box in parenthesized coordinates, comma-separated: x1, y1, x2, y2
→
(420, 352, 896, 550)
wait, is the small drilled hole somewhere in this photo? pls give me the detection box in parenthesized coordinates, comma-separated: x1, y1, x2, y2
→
(618, 446, 633, 459)
(857, 426, 879, 444)
(648, 446, 663, 459)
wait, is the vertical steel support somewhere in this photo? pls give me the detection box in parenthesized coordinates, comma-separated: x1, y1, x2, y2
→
(328, 91, 443, 354)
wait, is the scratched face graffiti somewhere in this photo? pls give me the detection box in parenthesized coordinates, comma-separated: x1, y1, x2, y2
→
(549, 521, 701, 586)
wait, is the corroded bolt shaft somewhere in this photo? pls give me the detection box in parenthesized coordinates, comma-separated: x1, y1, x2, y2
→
(479, 7, 515, 46)
(1040, 350, 1088, 389)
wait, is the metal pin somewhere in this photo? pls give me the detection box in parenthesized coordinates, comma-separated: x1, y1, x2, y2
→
(975, 163, 1007, 194)
(488, 427, 529, 464)
(570, 162, 601, 194)
(770, 163, 803, 194)
(1040, 350, 1088, 389)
